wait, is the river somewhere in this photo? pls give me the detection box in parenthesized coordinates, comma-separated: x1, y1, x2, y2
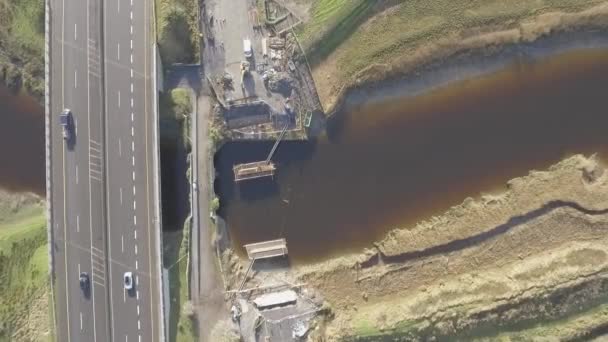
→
(215, 49, 608, 263)
(0, 85, 44, 196)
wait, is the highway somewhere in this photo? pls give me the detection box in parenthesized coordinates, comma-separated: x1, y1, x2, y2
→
(103, 0, 160, 340)
(47, 0, 162, 340)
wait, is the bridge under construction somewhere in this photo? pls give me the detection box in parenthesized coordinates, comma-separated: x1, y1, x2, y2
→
(233, 124, 288, 182)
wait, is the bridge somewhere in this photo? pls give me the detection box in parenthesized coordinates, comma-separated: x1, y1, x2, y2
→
(233, 124, 288, 182)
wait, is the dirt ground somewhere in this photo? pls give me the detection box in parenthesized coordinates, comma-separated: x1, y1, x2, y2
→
(287, 155, 608, 339)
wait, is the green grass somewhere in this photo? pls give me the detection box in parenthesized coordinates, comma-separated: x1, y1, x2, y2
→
(0, 0, 44, 99)
(164, 220, 197, 342)
(296, 0, 606, 109)
(297, 0, 375, 66)
(155, 0, 199, 65)
(0, 200, 48, 340)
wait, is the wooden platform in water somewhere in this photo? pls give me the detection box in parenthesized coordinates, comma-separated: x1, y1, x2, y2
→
(233, 161, 276, 182)
(244, 238, 288, 260)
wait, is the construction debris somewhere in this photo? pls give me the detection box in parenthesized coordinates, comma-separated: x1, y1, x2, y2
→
(253, 290, 298, 310)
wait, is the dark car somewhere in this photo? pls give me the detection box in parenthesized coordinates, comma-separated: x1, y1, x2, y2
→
(79, 272, 89, 293)
(59, 108, 74, 143)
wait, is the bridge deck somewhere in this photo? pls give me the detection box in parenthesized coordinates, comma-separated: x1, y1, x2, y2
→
(233, 161, 276, 182)
(244, 238, 288, 260)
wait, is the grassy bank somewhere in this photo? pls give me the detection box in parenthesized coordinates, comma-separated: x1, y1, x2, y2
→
(0, 0, 44, 99)
(155, 0, 200, 65)
(296, 0, 608, 111)
(164, 222, 196, 342)
(0, 193, 49, 341)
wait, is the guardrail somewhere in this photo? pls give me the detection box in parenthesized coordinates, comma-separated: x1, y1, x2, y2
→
(152, 39, 167, 342)
(44, 0, 58, 339)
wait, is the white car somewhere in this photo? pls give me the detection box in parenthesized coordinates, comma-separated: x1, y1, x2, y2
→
(124, 272, 134, 290)
(243, 39, 252, 58)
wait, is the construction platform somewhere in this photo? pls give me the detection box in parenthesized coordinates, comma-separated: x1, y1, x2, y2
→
(232, 124, 288, 183)
(233, 161, 276, 182)
(244, 238, 288, 260)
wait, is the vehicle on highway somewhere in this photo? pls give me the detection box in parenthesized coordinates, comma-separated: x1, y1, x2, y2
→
(124, 272, 134, 290)
(59, 109, 74, 142)
(243, 39, 252, 58)
(79, 272, 90, 293)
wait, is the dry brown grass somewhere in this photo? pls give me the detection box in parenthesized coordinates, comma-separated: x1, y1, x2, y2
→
(299, 1, 608, 112)
(293, 155, 608, 339)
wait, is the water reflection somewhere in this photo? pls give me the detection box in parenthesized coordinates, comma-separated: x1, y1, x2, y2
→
(216, 49, 608, 263)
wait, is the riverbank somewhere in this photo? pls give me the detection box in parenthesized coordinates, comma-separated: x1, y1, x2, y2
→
(303, 1, 608, 114)
(293, 155, 608, 340)
(0, 190, 49, 341)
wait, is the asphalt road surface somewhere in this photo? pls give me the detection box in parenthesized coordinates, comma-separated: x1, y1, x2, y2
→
(103, 0, 160, 340)
(49, 0, 160, 340)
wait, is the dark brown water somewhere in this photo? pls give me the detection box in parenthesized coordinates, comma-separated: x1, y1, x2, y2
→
(217, 49, 608, 263)
(0, 85, 44, 195)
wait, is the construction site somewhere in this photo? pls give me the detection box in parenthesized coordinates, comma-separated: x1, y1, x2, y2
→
(201, 0, 322, 142)
(196, 0, 608, 340)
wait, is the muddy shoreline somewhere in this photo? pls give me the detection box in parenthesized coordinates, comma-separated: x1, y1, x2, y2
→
(293, 155, 608, 339)
(328, 27, 608, 116)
